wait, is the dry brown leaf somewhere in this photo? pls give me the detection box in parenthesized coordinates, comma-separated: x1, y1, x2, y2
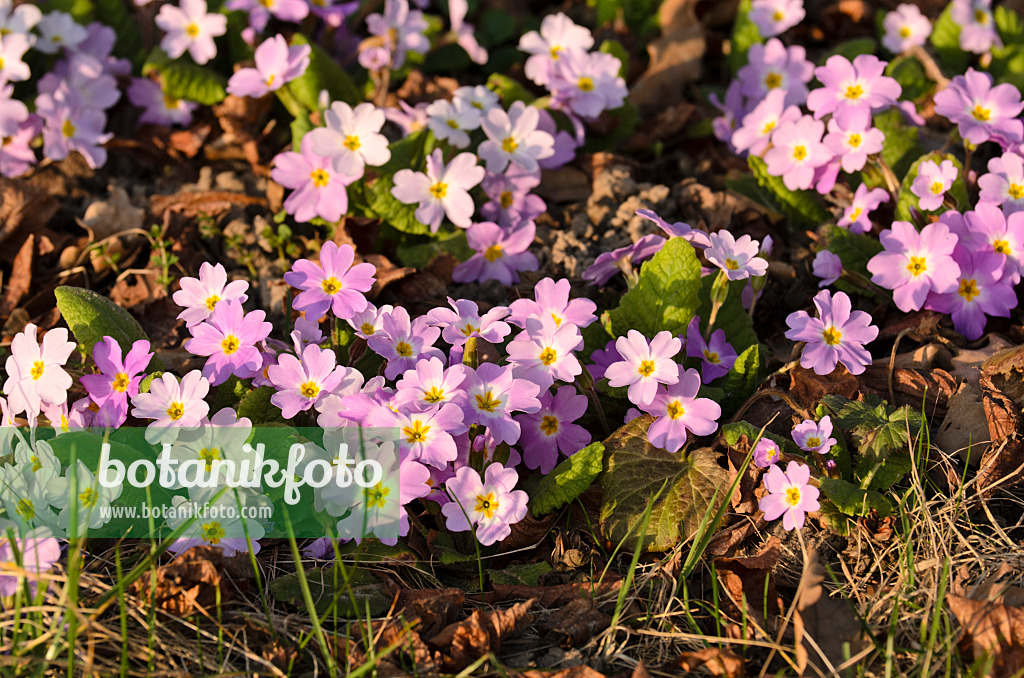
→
(1, 234, 33, 316)
(78, 186, 145, 241)
(705, 517, 761, 558)
(427, 599, 535, 672)
(948, 594, 1024, 677)
(628, 0, 705, 110)
(793, 549, 865, 676)
(149, 191, 267, 219)
(787, 365, 859, 412)
(675, 647, 746, 677)
(954, 563, 1024, 607)
(0, 182, 59, 250)
(511, 667, 607, 678)
(536, 167, 591, 203)
(483, 580, 622, 607)
(975, 372, 1024, 496)
(859, 365, 956, 415)
(714, 537, 781, 634)
(630, 661, 652, 678)
(539, 597, 611, 648)
(393, 587, 466, 639)
(952, 335, 1014, 384)
(937, 381, 991, 465)
(623, 102, 697, 150)
(130, 546, 227, 616)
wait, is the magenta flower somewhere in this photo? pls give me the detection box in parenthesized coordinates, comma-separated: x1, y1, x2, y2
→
(393, 357, 469, 412)
(635, 209, 712, 248)
(644, 369, 722, 453)
(588, 339, 622, 382)
(518, 12, 594, 86)
(267, 344, 347, 418)
(514, 386, 591, 474)
(785, 290, 878, 375)
(185, 300, 271, 386)
(173, 262, 249, 328)
(130, 371, 210, 440)
(508, 276, 597, 330)
(442, 464, 529, 546)
(711, 81, 746, 151)
(752, 438, 782, 468)
(478, 101, 555, 174)
(80, 337, 153, 427)
(979, 153, 1024, 213)
(480, 165, 545, 228)
(952, 0, 1000, 54)
(3, 325, 76, 421)
(748, 0, 805, 37)
(685, 318, 737, 383)
(225, 0, 308, 33)
(764, 115, 831, 190)
(227, 35, 310, 98)
(582, 234, 666, 286)
(933, 69, 1024, 147)
(424, 298, 511, 347)
(391, 149, 484, 231)
(365, 0, 429, 69)
(705, 231, 769, 280)
(882, 4, 931, 53)
(824, 108, 884, 173)
(792, 416, 837, 454)
(549, 50, 627, 120)
(369, 403, 466, 469)
(307, 102, 390, 178)
(453, 221, 539, 286)
(812, 250, 843, 287)
(155, 0, 226, 65)
(283, 242, 376, 320)
(960, 202, 1024, 282)
(127, 78, 196, 126)
(272, 135, 355, 224)
(605, 330, 681, 407)
(459, 363, 541, 445)
(506, 316, 584, 389)
(911, 159, 957, 212)
(737, 39, 814, 108)
(366, 306, 444, 380)
(732, 89, 801, 157)
(838, 184, 889, 233)
(759, 461, 819, 530)
(807, 54, 901, 121)
(926, 247, 1016, 341)
(867, 221, 961, 312)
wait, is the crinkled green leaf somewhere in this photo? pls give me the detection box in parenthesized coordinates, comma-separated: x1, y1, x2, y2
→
(884, 56, 934, 102)
(54, 286, 161, 370)
(740, 156, 830, 229)
(872, 108, 924, 179)
(395, 227, 473, 269)
(694, 277, 759, 354)
(364, 176, 430, 235)
(583, 100, 639, 153)
(822, 38, 877, 64)
(720, 421, 801, 457)
(996, 5, 1024, 43)
(822, 394, 922, 462)
(930, 4, 970, 75)
(607, 238, 702, 338)
(487, 73, 535, 106)
(269, 567, 389, 616)
(819, 478, 894, 518)
(488, 561, 552, 586)
(142, 49, 226, 105)
(855, 452, 914, 491)
(237, 386, 284, 424)
(727, 0, 762, 74)
(895, 152, 967, 221)
(720, 344, 764, 416)
(530, 442, 604, 517)
(600, 415, 727, 552)
(286, 34, 360, 109)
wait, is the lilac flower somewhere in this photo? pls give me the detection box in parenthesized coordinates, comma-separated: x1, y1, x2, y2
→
(449, 0, 487, 65)
(759, 461, 820, 530)
(812, 250, 843, 287)
(588, 339, 622, 382)
(442, 464, 528, 546)
(711, 81, 746, 151)
(36, 87, 112, 170)
(455, 85, 500, 113)
(424, 298, 511, 346)
(518, 12, 594, 86)
(478, 102, 555, 174)
(39, 52, 120, 111)
(346, 302, 393, 340)
(384, 100, 429, 136)
(748, 0, 805, 37)
(3, 325, 76, 421)
(0, 525, 61, 600)
(933, 69, 1024, 147)
(173, 262, 249, 327)
(705, 231, 769, 280)
(960, 202, 1024, 282)
(605, 330, 681, 407)
(764, 115, 831, 190)
(283, 242, 376, 320)
(0, 33, 31, 85)
(480, 166, 545, 228)
(267, 344, 347, 418)
(425, 98, 481, 149)
(732, 89, 801, 157)
(838, 184, 889, 233)
(644, 369, 722, 453)
(582, 234, 666, 286)
(508, 277, 597, 329)
(806, 54, 901, 121)
(366, 307, 444, 380)
(979, 153, 1024, 213)
(358, 45, 391, 71)
(882, 4, 932, 53)
(785, 290, 878, 375)
(225, 0, 308, 33)
(459, 363, 541, 445)
(453, 222, 539, 285)
(869, 221, 961, 312)
(227, 35, 310, 98)
(155, 0, 226, 65)
(80, 337, 153, 427)
(185, 300, 271, 386)
(927, 246, 1016, 340)
(272, 135, 355, 223)
(131, 371, 210, 439)
(369, 403, 466, 469)
(307, 102, 390, 178)
(391, 149, 484, 231)
(685, 318, 737, 383)
(365, 0, 429, 69)
(823, 108, 884, 173)
(952, 0, 999, 54)
(290, 317, 324, 353)
(911, 159, 957, 212)
(514, 386, 591, 474)
(393, 357, 468, 412)
(635, 210, 712, 248)
(737, 39, 814, 108)
(506, 316, 584, 389)
(549, 50, 627, 119)
(127, 78, 196, 126)
(0, 83, 29, 139)
(792, 416, 837, 454)
(0, 113, 39, 178)
(35, 11, 88, 54)
(752, 438, 782, 468)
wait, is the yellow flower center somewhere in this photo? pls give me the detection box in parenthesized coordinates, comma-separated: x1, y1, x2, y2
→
(540, 415, 559, 436)
(975, 8, 989, 23)
(807, 436, 821, 449)
(430, 182, 448, 199)
(475, 492, 498, 519)
(199, 447, 220, 471)
(366, 482, 390, 509)
(761, 120, 776, 135)
(899, 26, 912, 38)
(930, 181, 945, 195)
(906, 256, 927, 276)
(111, 372, 130, 392)
(666, 400, 685, 419)
(360, 322, 376, 335)
(423, 386, 445, 403)
(549, 45, 561, 59)
(60, 414, 69, 433)
(703, 349, 720, 364)
(502, 136, 519, 153)
(764, 72, 782, 89)
(499, 191, 514, 208)
(163, 93, 180, 109)
(205, 294, 220, 311)
(16, 498, 34, 520)
(551, 313, 563, 327)
(848, 207, 862, 221)
(484, 244, 504, 262)
(62, 119, 76, 138)
(299, 381, 320, 399)
(575, 76, 594, 93)
(30, 360, 45, 380)
(446, 119, 459, 129)
(958, 278, 980, 301)
(724, 258, 740, 270)
(971, 104, 991, 122)
(265, 73, 275, 87)
(166, 402, 185, 420)
(343, 135, 361, 151)
(221, 335, 240, 355)
(792, 145, 807, 161)
(201, 521, 224, 544)
(321, 276, 341, 295)
(822, 326, 842, 346)
(845, 84, 864, 100)
(539, 347, 558, 366)
(185, 22, 200, 38)
(638, 360, 655, 377)
(785, 486, 802, 506)
(310, 168, 330, 187)
(403, 420, 430, 444)
(30, 456, 41, 473)
(475, 391, 500, 413)
(994, 239, 1012, 255)
(461, 323, 479, 336)
(1010, 184, 1024, 200)
(79, 487, 98, 508)
(395, 341, 413, 357)
(772, 9, 784, 21)
(848, 133, 862, 148)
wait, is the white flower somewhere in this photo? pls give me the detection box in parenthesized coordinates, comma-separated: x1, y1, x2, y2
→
(59, 461, 123, 533)
(478, 101, 555, 174)
(34, 11, 88, 54)
(0, 1, 42, 35)
(166, 407, 253, 489)
(307, 101, 391, 178)
(391, 149, 484, 231)
(453, 85, 500, 114)
(426, 98, 481, 149)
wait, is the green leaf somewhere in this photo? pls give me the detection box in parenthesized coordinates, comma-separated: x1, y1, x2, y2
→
(487, 73, 536, 106)
(740, 156, 830, 229)
(364, 176, 430, 234)
(236, 386, 284, 424)
(599, 40, 629, 79)
(600, 415, 728, 552)
(872, 108, 924, 179)
(822, 393, 922, 462)
(694, 277, 759, 354)
(607, 238, 702, 338)
(395, 228, 473, 269)
(727, 0, 762, 75)
(54, 286, 161, 371)
(884, 56, 934, 102)
(582, 101, 639, 153)
(95, 0, 143, 66)
(995, 5, 1024, 43)
(530, 442, 605, 517)
(720, 344, 764, 414)
(895, 152, 967, 221)
(855, 452, 913, 491)
(819, 478, 894, 518)
(142, 49, 227, 106)
(930, 4, 970, 75)
(822, 38, 878, 64)
(269, 567, 389, 616)
(488, 561, 552, 586)
(720, 420, 799, 456)
(286, 34, 360, 108)
(820, 224, 883, 285)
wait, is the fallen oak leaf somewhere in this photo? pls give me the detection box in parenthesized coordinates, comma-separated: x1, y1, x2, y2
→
(1, 234, 33, 317)
(539, 597, 611, 648)
(149, 191, 267, 219)
(948, 594, 1024, 678)
(129, 545, 227, 617)
(674, 647, 746, 677)
(482, 580, 622, 606)
(714, 537, 782, 634)
(793, 549, 866, 676)
(426, 599, 536, 672)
